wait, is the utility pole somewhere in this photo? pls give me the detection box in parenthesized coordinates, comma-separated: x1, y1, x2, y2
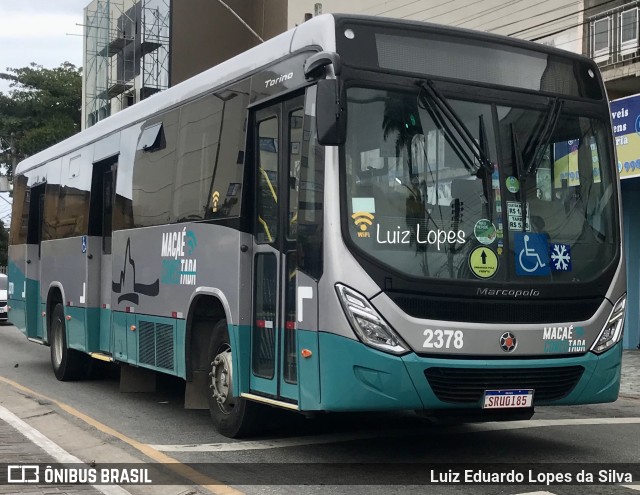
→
(9, 133, 16, 174)
(215, 0, 264, 43)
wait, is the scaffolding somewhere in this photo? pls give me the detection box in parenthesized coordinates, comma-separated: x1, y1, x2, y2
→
(84, 0, 170, 129)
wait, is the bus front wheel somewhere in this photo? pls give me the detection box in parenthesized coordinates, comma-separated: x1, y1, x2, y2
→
(50, 303, 89, 381)
(207, 319, 260, 438)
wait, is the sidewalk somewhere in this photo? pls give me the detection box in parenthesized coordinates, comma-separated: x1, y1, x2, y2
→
(0, 419, 100, 495)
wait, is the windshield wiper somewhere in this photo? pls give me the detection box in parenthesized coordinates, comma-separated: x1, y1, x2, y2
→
(418, 80, 493, 174)
(511, 98, 563, 232)
(523, 97, 563, 176)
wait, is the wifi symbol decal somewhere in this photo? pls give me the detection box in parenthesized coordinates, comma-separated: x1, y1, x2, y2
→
(352, 211, 375, 233)
(185, 230, 197, 256)
(212, 191, 220, 212)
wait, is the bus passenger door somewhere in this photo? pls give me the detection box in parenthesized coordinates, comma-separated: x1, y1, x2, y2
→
(25, 184, 45, 339)
(88, 157, 117, 354)
(251, 96, 304, 403)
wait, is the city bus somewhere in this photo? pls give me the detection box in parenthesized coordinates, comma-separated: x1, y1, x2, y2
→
(8, 14, 625, 437)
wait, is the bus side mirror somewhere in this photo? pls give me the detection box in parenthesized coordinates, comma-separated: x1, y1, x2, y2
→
(316, 79, 346, 146)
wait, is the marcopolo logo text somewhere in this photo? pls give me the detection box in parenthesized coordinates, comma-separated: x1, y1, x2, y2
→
(476, 288, 540, 298)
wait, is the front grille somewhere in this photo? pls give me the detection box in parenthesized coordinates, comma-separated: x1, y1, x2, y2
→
(425, 366, 584, 404)
(390, 293, 602, 324)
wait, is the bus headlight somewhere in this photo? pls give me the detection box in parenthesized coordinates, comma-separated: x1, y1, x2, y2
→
(591, 294, 626, 354)
(335, 284, 409, 355)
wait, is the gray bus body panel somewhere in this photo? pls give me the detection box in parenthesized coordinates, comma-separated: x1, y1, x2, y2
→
(110, 223, 244, 322)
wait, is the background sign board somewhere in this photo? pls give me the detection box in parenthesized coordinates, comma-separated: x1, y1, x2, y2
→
(611, 94, 640, 180)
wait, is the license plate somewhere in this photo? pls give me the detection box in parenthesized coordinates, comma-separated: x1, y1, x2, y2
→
(483, 389, 534, 409)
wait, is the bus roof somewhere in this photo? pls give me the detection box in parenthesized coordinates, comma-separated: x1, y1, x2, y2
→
(15, 12, 599, 176)
(15, 14, 338, 176)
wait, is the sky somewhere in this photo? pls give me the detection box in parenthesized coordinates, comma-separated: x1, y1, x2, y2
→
(0, 0, 86, 94)
(0, 1, 86, 227)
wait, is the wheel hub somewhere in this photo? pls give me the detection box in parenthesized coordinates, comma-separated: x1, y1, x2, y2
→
(210, 346, 233, 413)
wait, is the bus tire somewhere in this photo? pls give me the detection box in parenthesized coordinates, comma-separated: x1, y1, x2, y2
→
(207, 319, 260, 438)
(50, 303, 89, 381)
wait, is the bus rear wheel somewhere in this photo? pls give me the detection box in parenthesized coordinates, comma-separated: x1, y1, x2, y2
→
(207, 319, 260, 438)
(50, 303, 89, 381)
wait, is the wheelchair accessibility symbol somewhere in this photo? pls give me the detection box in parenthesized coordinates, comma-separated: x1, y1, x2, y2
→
(514, 233, 550, 276)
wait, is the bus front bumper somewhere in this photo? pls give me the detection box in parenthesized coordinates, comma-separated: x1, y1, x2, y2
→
(315, 332, 622, 412)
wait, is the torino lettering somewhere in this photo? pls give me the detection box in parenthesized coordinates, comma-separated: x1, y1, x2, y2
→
(265, 72, 294, 88)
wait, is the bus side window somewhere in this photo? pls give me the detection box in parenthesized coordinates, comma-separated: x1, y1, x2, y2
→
(9, 175, 29, 246)
(256, 117, 279, 244)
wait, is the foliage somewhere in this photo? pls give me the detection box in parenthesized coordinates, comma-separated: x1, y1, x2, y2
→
(0, 62, 82, 179)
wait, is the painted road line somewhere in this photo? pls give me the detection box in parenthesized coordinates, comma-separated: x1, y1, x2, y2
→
(0, 376, 244, 495)
(513, 492, 557, 495)
(150, 417, 640, 452)
(0, 404, 131, 495)
(622, 485, 640, 491)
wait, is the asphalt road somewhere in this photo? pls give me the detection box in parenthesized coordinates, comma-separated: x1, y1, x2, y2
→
(1, 323, 640, 495)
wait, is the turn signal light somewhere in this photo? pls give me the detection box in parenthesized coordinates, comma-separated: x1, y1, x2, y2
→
(301, 349, 313, 358)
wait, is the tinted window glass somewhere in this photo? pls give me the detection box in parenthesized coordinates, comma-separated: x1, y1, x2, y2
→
(9, 175, 29, 245)
(207, 84, 250, 219)
(173, 94, 223, 222)
(132, 109, 179, 227)
(256, 117, 279, 244)
(343, 86, 616, 284)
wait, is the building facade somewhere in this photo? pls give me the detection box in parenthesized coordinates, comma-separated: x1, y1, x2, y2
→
(82, 0, 170, 129)
(586, 0, 640, 349)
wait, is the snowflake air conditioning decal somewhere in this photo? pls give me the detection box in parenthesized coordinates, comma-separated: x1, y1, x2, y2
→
(550, 243, 572, 272)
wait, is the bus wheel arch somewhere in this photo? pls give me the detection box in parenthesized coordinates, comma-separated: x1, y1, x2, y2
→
(46, 285, 64, 344)
(185, 293, 260, 437)
(207, 319, 261, 437)
(185, 293, 229, 378)
(48, 301, 89, 381)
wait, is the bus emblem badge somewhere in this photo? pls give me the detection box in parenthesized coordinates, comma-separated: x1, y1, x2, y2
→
(499, 332, 517, 352)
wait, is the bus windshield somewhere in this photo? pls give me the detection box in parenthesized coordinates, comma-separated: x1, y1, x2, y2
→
(344, 85, 617, 283)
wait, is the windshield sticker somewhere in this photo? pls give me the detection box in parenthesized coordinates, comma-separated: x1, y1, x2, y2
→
(497, 240, 504, 255)
(351, 198, 376, 239)
(507, 201, 531, 231)
(352, 212, 375, 238)
(506, 176, 520, 193)
(352, 197, 376, 214)
(496, 219, 504, 239)
(514, 232, 550, 276)
(474, 219, 496, 245)
(468, 246, 498, 279)
(550, 243, 572, 272)
(375, 225, 465, 250)
(543, 325, 586, 353)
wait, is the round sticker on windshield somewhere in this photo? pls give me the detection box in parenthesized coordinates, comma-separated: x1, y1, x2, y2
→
(506, 176, 520, 193)
(474, 219, 496, 245)
(469, 246, 498, 279)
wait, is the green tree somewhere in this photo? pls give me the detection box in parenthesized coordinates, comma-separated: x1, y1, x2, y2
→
(0, 62, 82, 179)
